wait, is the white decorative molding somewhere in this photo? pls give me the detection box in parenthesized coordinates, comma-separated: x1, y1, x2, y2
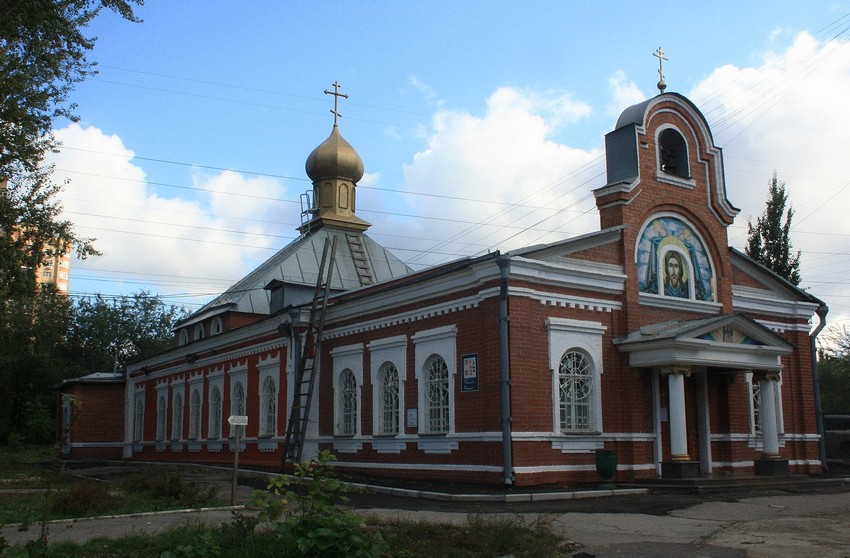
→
(550, 438, 604, 453)
(732, 285, 819, 321)
(333, 439, 363, 454)
(639, 292, 722, 314)
(417, 438, 459, 454)
(372, 439, 407, 454)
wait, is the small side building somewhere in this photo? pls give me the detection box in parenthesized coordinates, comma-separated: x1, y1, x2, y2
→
(57, 372, 126, 460)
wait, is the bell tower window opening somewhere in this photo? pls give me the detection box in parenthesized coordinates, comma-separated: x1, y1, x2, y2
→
(658, 128, 689, 179)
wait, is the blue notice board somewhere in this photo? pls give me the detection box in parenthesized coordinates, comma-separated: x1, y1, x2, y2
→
(461, 353, 479, 392)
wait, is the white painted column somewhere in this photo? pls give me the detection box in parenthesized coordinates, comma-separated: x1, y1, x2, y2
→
(663, 366, 691, 461)
(757, 371, 781, 459)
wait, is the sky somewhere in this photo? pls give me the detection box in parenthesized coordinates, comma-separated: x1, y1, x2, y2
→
(47, 1, 850, 343)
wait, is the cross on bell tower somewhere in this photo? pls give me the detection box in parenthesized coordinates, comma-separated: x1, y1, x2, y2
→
(654, 47, 668, 93)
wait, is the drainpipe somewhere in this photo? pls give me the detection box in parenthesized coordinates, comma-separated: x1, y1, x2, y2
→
(810, 303, 829, 473)
(496, 254, 514, 485)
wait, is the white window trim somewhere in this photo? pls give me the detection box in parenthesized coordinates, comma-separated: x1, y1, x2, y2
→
(228, 365, 248, 438)
(211, 316, 224, 336)
(171, 381, 185, 442)
(207, 368, 224, 440)
(413, 325, 457, 436)
(208, 384, 223, 440)
(331, 344, 364, 437)
(188, 387, 202, 440)
(368, 335, 407, 436)
(155, 382, 169, 442)
(546, 318, 605, 435)
(258, 355, 280, 438)
(133, 394, 145, 443)
(655, 123, 696, 188)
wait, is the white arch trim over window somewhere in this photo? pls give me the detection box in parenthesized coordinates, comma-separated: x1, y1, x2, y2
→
(654, 123, 696, 188)
(156, 394, 167, 441)
(172, 392, 184, 441)
(413, 325, 457, 438)
(546, 318, 605, 435)
(189, 388, 202, 440)
(377, 362, 400, 435)
(368, 335, 407, 439)
(338, 369, 357, 436)
(260, 376, 277, 437)
(209, 385, 222, 439)
(228, 365, 248, 438)
(331, 344, 364, 438)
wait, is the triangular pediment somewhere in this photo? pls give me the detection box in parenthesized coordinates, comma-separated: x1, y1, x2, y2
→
(614, 313, 794, 371)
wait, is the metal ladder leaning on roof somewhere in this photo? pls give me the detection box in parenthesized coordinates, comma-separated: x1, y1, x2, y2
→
(281, 235, 338, 467)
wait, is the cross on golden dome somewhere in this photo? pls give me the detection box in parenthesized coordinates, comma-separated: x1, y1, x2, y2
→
(324, 81, 349, 127)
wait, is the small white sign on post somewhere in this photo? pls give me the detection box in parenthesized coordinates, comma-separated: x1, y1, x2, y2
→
(228, 415, 248, 426)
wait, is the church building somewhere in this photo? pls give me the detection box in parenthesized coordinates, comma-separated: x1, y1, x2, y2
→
(60, 83, 827, 486)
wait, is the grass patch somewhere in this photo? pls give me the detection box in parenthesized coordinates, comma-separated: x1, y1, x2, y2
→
(0, 447, 223, 526)
(380, 514, 575, 558)
(2, 514, 578, 557)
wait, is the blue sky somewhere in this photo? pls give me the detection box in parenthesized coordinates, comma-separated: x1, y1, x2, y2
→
(48, 2, 850, 338)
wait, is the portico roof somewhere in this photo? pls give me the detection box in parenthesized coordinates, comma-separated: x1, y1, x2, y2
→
(614, 313, 795, 371)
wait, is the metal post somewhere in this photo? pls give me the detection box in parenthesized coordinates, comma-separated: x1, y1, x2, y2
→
(231, 425, 240, 506)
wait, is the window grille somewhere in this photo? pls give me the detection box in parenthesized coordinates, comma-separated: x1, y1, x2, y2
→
(558, 351, 593, 431)
(261, 376, 277, 436)
(379, 363, 399, 435)
(339, 370, 357, 436)
(425, 355, 449, 433)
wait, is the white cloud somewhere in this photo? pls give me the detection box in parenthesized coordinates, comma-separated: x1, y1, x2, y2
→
(49, 124, 295, 303)
(688, 31, 850, 334)
(606, 70, 647, 118)
(387, 86, 601, 268)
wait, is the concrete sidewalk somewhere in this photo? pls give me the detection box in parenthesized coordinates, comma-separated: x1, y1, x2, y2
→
(4, 489, 850, 557)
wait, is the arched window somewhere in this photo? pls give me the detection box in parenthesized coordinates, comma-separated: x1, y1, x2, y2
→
(558, 350, 593, 432)
(157, 395, 167, 441)
(133, 398, 144, 442)
(658, 128, 689, 178)
(209, 386, 222, 439)
(178, 329, 189, 346)
(230, 381, 245, 437)
(338, 369, 357, 436)
(211, 317, 224, 336)
(62, 399, 72, 448)
(261, 376, 277, 436)
(193, 324, 205, 341)
(172, 393, 183, 441)
(189, 389, 201, 439)
(377, 362, 399, 435)
(424, 355, 449, 434)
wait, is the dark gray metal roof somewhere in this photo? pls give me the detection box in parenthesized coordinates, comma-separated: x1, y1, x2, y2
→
(188, 227, 412, 319)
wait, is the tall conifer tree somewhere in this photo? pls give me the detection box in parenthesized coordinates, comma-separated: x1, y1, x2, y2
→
(745, 172, 802, 285)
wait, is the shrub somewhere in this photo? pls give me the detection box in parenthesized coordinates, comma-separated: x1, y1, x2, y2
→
(253, 450, 388, 558)
(122, 469, 217, 508)
(52, 480, 111, 516)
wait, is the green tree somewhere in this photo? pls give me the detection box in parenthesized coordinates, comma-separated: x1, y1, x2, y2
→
(0, 0, 142, 444)
(0, 285, 70, 444)
(819, 326, 850, 413)
(745, 172, 802, 285)
(1, 0, 142, 175)
(65, 291, 188, 375)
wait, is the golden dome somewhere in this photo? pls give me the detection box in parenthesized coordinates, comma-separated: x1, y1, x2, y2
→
(305, 126, 365, 183)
